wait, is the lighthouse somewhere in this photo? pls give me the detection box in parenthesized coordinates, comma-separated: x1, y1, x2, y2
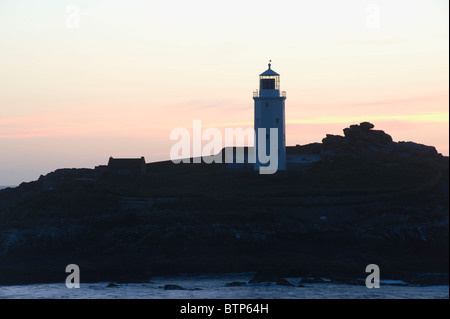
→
(253, 62, 287, 171)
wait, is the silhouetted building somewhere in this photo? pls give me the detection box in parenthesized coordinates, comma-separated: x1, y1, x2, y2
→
(107, 157, 146, 176)
(94, 165, 108, 179)
(222, 146, 255, 169)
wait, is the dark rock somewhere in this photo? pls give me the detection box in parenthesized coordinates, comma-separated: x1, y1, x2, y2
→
(107, 282, 119, 287)
(331, 278, 366, 286)
(141, 281, 155, 286)
(163, 284, 185, 290)
(320, 122, 442, 161)
(322, 134, 346, 145)
(343, 126, 366, 141)
(360, 122, 375, 131)
(226, 281, 247, 287)
(276, 278, 294, 286)
(343, 123, 393, 147)
(370, 130, 393, 145)
(249, 272, 295, 286)
(296, 284, 306, 288)
(249, 271, 280, 283)
(395, 142, 438, 158)
(321, 121, 441, 162)
(299, 277, 326, 284)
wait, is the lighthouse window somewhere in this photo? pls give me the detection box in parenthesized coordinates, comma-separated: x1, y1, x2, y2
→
(265, 103, 269, 108)
(276, 118, 279, 124)
(261, 78, 275, 90)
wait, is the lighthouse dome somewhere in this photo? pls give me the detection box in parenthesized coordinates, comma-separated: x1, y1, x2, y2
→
(259, 63, 280, 76)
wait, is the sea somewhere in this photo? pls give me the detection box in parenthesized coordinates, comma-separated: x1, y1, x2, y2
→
(0, 273, 448, 299)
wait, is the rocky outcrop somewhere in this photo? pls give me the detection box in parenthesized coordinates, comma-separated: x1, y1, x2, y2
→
(248, 273, 295, 286)
(298, 277, 327, 284)
(276, 279, 295, 287)
(225, 282, 247, 287)
(343, 122, 392, 147)
(321, 122, 440, 162)
(163, 284, 185, 290)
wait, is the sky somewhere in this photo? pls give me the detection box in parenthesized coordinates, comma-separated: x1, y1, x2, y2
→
(0, 0, 448, 186)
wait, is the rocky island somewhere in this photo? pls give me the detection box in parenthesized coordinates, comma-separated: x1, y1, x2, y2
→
(0, 123, 448, 286)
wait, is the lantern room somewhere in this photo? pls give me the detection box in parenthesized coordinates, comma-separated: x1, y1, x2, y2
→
(259, 62, 280, 91)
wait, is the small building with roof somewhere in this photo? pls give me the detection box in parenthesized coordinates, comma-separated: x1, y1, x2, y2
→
(107, 157, 146, 176)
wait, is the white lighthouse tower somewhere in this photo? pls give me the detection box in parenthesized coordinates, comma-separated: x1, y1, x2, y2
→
(253, 62, 287, 171)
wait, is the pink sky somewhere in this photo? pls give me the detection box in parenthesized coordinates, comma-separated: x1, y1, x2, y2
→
(0, 0, 448, 185)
